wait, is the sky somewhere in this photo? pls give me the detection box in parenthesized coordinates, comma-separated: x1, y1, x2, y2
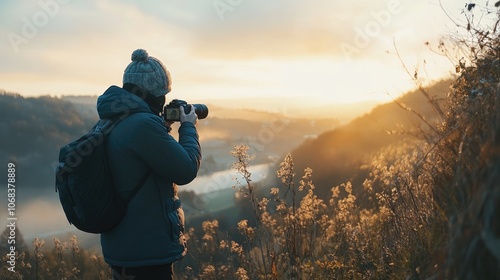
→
(0, 0, 495, 107)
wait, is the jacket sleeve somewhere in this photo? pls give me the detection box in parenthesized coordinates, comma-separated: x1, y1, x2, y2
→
(130, 114, 201, 185)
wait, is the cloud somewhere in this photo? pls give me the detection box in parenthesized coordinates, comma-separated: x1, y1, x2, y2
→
(182, 1, 362, 59)
(156, 0, 450, 60)
(0, 0, 472, 65)
(0, 0, 194, 94)
(0, 0, 468, 98)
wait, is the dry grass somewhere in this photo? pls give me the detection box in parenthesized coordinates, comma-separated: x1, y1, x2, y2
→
(180, 10, 500, 279)
(0, 235, 110, 280)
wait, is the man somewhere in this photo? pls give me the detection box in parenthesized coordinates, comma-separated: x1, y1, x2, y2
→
(97, 49, 201, 279)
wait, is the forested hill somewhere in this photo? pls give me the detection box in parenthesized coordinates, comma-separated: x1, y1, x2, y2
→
(290, 79, 452, 198)
(0, 79, 451, 201)
(0, 91, 342, 200)
(0, 93, 96, 197)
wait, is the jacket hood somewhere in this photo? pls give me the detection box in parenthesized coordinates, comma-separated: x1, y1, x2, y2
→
(97, 86, 152, 120)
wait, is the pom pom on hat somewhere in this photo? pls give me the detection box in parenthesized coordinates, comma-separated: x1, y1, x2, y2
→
(123, 49, 172, 96)
(131, 49, 149, 62)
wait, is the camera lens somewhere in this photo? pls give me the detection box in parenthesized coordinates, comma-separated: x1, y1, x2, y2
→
(193, 104, 209, 120)
(167, 100, 209, 122)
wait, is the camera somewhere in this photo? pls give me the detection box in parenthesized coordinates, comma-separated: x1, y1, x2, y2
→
(163, 99, 209, 122)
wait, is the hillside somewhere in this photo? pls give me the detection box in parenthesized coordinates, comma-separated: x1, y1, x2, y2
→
(194, 97, 380, 122)
(0, 81, 450, 202)
(0, 93, 96, 198)
(0, 91, 340, 201)
(61, 95, 341, 175)
(290, 80, 452, 198)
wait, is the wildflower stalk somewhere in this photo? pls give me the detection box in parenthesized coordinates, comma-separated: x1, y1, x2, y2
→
(69, 235, 81, 278)
(276, 153, 300, 279)
(32, 237, 45, 280)
(231, 145, 270, 278)
(53, 237, 67, 279)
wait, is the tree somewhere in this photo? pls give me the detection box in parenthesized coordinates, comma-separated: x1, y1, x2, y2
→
(0, 226, 28, 255)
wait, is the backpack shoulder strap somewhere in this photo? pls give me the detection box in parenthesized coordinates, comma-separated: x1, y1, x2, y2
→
(125, 169, 152, 202)
(104, 113, 153, 202)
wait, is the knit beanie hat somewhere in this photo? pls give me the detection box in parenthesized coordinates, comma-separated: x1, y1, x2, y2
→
(123, 49, 172, 97)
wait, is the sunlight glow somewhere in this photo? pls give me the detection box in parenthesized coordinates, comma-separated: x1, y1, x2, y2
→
(0, 0, 463, 107)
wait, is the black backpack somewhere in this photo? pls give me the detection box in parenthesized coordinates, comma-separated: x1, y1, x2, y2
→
(55, 116, 150, 234)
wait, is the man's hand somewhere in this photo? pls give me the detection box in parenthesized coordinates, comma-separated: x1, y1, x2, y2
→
(180, 105, 198, 125)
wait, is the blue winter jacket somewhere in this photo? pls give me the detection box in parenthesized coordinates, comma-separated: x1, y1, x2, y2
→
(97, 86, 201, 267)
